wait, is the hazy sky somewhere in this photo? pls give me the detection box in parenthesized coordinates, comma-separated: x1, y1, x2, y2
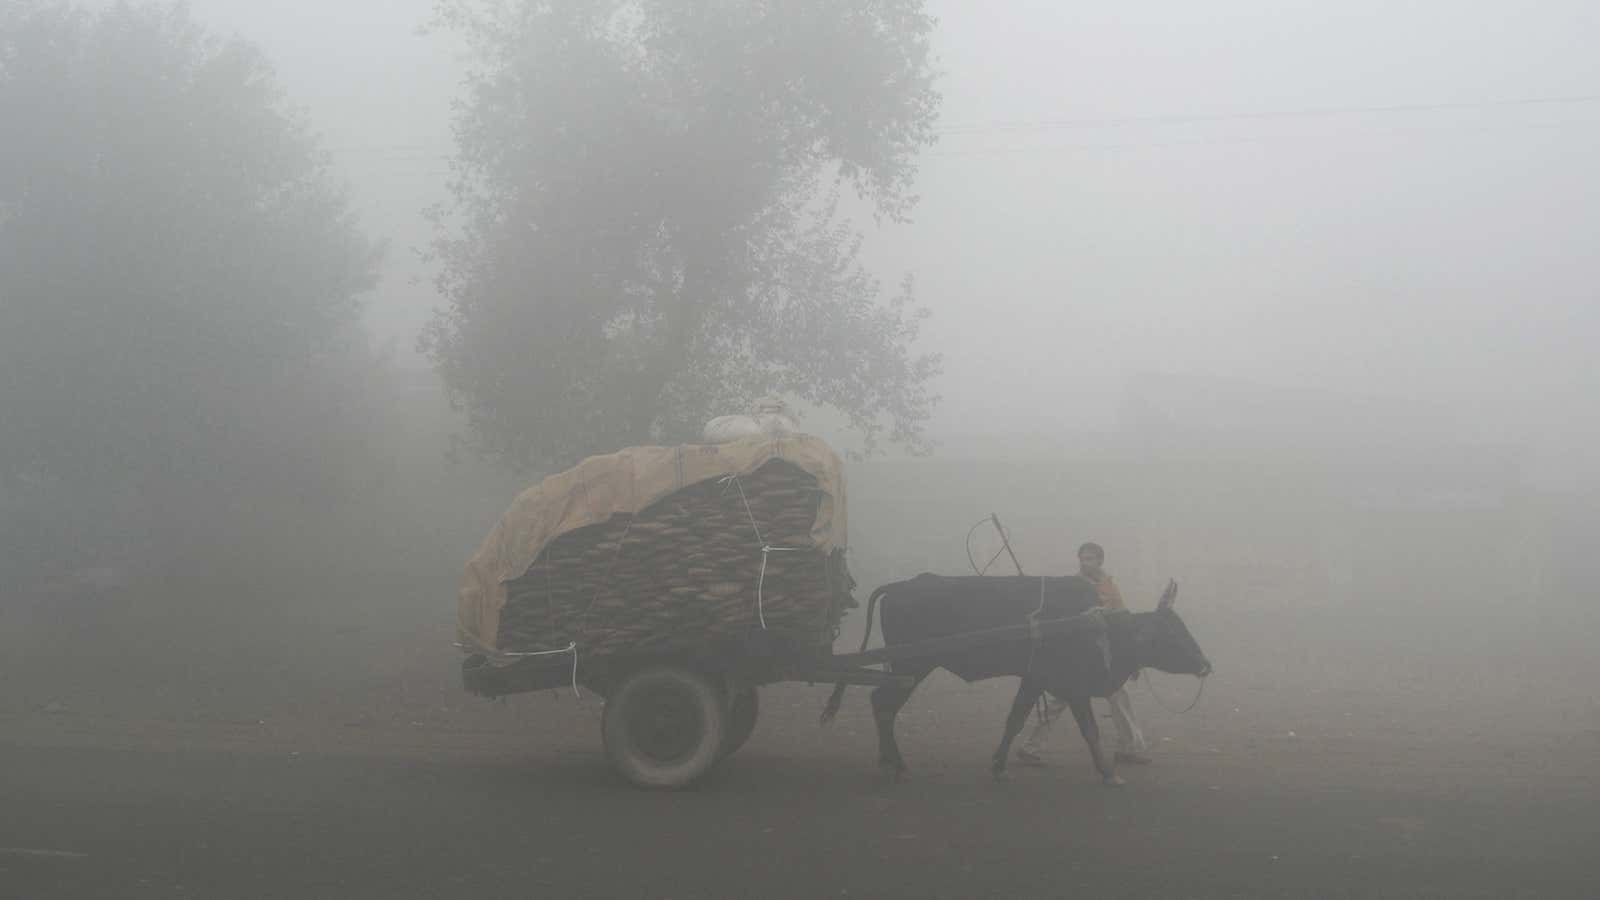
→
(135, 1, 1600, 484)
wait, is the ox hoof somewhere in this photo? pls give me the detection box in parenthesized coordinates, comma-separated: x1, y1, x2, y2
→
(992, 768, 1011, 783)
(1102, 774, 1125, 787)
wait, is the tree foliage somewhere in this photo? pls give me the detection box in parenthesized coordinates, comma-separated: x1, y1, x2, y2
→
(0, 2, 382, 573)
(423, 0, 942, 470)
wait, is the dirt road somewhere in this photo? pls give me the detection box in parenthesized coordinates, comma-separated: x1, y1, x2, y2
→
(3, 605, 1598, 899)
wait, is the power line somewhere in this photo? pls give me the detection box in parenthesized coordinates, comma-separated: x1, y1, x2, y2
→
(326, 143, 451, 156)
(352, 120, 1600, 175)
(926, 116, 1600, 158)
(359, 116, 1600, 173)
(321, 92, 1600, 164)
(937, 93, 1600, 135)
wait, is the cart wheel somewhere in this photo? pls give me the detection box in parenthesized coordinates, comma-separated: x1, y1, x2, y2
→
(719, 687, 759, 759)
(601, 665, 726, 789)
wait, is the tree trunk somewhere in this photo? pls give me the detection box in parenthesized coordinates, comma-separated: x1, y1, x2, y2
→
(628, 248, 716, 445)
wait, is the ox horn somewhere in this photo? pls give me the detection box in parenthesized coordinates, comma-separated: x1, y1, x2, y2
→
(1158, 579, 1178, 609)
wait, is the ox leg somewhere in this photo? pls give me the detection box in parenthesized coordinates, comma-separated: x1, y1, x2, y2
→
(1066, 694, 1121, 786)
(990, 676, 1045, 780)
(870, 664, 930, 778)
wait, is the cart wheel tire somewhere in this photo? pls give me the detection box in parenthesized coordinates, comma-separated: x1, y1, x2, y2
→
(720, 687, 759, 759)
(602, 666, 726, 789)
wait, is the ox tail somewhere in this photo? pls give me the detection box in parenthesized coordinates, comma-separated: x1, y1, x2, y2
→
(820, 583, 892, 725)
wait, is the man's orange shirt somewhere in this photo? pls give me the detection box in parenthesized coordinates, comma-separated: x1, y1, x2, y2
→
(1088, 572, 1124, 610)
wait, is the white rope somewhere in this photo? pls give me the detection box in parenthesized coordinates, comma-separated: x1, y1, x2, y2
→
(1024, 576, 1046, 674)
(719, 474, 765, 545)
(719, 474, 799, 630)
(570, 643, 580, 698)
(496, 641, 582, 698)
(757, 545, 802, 629)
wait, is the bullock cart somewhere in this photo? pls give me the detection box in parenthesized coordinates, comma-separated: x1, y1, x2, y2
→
(453, 435, 1107, 789)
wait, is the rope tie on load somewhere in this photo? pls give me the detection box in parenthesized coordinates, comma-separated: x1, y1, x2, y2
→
(756, 545, 802, 630)
(492, 641, 582, 698)
(720, 474, 799, 630)
(509, 508, 621, 701)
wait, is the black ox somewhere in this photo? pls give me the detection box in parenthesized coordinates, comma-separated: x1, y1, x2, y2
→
(821, 573, 1211, 784)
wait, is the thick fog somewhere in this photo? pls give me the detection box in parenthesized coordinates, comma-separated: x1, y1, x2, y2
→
(3, 2, 1598, 896)
(137, 0, 1600, 485)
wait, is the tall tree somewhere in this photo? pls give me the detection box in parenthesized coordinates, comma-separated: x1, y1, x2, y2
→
(0, 1, 382, 575)
(423, 0, 942, 470)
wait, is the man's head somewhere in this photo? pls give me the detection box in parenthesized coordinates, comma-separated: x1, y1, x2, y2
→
(1077, 542, 1105, 577)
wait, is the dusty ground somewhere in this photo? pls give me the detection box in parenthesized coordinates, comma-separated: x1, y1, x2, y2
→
(3, 591, 1598, 899)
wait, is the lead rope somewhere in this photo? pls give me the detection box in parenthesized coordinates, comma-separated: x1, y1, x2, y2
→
(1023, 575, 1046, 672)
(1026, 576, 1050, 723)
(1142, 669, 1207, 714)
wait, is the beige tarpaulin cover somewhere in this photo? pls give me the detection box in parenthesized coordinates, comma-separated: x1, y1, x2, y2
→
(457, 435, 847, 653)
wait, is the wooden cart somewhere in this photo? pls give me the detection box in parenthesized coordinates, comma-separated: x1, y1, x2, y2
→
(460, 609, 1106, 789)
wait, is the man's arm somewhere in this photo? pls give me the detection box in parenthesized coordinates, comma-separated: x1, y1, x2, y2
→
(1097, 576, 1125, 610)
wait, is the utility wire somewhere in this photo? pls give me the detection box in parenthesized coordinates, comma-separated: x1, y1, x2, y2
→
(926, 116, 1600, 158)
(327, 93, 1600, 157)
(936, 93, 1600, 135)
(362, 117, 1600, 173)
(325, 92, 1600, 170)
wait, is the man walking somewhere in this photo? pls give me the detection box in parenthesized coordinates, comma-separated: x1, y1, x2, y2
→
(1015, 541, 1152, 766)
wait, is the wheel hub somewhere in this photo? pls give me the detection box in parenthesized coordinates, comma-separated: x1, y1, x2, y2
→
(627, 684, 704, 764)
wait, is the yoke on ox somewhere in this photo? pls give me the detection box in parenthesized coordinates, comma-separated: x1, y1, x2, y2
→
(821, 574, 1211, 784)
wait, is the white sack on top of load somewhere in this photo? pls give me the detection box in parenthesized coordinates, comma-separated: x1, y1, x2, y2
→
(701, 396, 800, 444)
